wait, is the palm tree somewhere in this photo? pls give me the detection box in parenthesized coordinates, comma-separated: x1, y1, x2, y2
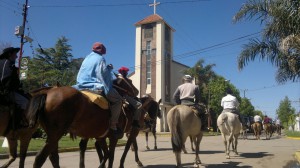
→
(233, 0, 300, 83)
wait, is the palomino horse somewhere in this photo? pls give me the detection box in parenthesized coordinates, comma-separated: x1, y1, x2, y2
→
(142, 97, 162, 150)
(217, 112, 241, 159)
(79, 95, 161, 168)
(251, 122, 262, 140)
(167, 105, 203, 168)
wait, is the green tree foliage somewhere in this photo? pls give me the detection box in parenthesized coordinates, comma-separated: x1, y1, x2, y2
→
(240, 98, 255, 116)
(233, 0, 300, 83)
(22, 36, 81, 91)
(276, 96, 296, 127)
(253, 110, 263, 117)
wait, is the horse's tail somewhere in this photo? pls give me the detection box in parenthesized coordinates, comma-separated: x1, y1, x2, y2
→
(27, 94, 47, 127)
(157, 99, 162, 119)
(219, 113, 228, 126)
(169, 107, 183, 153)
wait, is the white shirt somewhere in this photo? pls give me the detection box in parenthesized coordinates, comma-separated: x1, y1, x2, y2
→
(254, 115, 262, 122)
(276, 119, 281, 125)
(221, 94, 239, 109)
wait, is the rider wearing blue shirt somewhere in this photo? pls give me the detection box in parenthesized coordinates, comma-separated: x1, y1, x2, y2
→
(73, 42, 123, 139)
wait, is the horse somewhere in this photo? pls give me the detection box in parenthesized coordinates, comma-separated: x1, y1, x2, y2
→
(141, 97, 162, 150)
(251, 122, 262, 140)
(239, 124, 248, 140)
(79, 95, 161, 168)
(217, 112, 241, 159)
(275, 124, 283, 135)
(0, 87, 52, 168)
(26, 85, 118, 168)
(167, 105, 203, 168)
(263, 123, 273, 140)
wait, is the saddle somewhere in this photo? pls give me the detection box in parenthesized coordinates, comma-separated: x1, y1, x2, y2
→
(81, 90, 109, 109)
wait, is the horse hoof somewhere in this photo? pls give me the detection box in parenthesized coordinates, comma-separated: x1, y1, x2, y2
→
(146, 146, 150, 150)
(226, 155, 230, 159)
(137, 161, 144, 167)
(154, 146, 157, 150)
(193, 163, 199, 167)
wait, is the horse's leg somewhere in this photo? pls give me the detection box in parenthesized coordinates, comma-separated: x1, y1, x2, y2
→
(221, 133, 229, 159)
(182, 143, 188, 154)
(145, 132, 150, 150)
(107, 137, 118, 168)
(227, 133, 234, 159)
(190, 135, 195, 151)
(33, 137, 60, 168)
(119, 128, 142, 168)
(1, 137, 18, 168)
(19, 133, 33, 168)
(97, 138, 109, 168)
(233, 134, 239, 155)
(175, 151, 182, 168)
(194, 132, 203, 167)
(79, 138, 88, 168)
(49, 146, 60, 168)
(153, 128, 158, 150)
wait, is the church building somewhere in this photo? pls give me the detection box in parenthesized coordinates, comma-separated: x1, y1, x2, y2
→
(129, 8, 190, 132)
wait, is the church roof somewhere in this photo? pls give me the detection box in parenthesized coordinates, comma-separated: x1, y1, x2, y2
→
(135, 14, 175, 31)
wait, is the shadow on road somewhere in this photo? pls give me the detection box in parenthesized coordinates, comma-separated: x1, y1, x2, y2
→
(239, 152, 273, 158)
(141, 148, 173, 152)
(202, 161, 252, 168)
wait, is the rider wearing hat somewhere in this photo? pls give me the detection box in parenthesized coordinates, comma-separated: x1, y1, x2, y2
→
(73, 42, 123, 139)
(0, 47, 28, 129)
(115, 66, 142, 128)
(173, 75, 207, 130)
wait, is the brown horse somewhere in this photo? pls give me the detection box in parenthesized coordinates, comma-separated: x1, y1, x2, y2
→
(263, 123, 273, 140)
(27, 86, 112, 168)
(251, 122, 262, 140)
(0, 88, 47, 168)
(79, 95, 160, 168)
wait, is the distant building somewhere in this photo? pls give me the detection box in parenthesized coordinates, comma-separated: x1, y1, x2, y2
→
(129, 14, 189, 132)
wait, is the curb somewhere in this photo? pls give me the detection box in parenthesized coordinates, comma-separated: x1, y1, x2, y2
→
(0, 142, 126, 160)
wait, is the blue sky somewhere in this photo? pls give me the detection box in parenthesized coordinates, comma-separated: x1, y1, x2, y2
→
(1, 0, 299, 119)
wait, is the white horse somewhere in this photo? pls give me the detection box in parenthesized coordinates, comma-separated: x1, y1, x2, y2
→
(167, 105, 203, 168)
(217, 112, 241, 159)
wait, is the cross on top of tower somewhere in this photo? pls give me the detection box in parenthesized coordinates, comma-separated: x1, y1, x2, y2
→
(149, 0, 160, 14)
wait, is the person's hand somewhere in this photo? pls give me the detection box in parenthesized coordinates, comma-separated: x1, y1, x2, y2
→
(107, 64, 113, 69)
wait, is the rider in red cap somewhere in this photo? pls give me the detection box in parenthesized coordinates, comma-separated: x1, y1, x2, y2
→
(115, 66, 142, 128)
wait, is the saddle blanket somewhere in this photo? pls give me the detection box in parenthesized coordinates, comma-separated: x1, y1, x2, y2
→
(81, 91, 109, 110)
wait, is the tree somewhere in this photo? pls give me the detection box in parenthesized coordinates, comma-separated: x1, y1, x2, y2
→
(233, 0, 300, 83)
(239, 98, 255, 116)
(23, 36, 79, 91)
(276, 96, 296, 127)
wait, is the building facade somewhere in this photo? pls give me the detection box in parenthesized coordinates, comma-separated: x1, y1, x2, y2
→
(130, 14, 189, 132)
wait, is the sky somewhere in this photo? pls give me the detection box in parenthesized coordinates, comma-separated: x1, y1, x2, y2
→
(1, 0, 299, 119)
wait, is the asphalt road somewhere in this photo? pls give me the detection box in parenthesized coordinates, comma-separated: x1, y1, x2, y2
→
(1, 132, 300, 168)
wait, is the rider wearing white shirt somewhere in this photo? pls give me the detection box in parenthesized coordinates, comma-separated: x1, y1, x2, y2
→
(221, 88, 244, 126)
(254, 115, 262, 123)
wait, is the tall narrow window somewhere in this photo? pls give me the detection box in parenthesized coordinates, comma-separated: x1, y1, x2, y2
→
(146, 41, 151, 84)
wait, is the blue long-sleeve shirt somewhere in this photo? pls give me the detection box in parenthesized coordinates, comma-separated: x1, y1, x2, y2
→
(73, 52, 113, 94)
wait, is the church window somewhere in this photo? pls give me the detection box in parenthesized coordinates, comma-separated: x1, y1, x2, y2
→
(144, 24, 153, 39)
(146, 41, 151, 84)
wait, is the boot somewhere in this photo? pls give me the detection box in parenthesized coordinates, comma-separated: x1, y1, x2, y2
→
(132, 120, 140, 128)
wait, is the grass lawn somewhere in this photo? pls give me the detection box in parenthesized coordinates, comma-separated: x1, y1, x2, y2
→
(0, 136, 126, 154)
(285, 130, 300, 137)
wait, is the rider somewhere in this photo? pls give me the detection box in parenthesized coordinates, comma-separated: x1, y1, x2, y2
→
(0, 47, 28, 129)
(173, 75, 207, 130)
(73, 42, 123, 139)
(115, 66, 143, 128)
(263, 115, 271, 124)
(254, 114, 262, 127)
(221, 87, 245, 126)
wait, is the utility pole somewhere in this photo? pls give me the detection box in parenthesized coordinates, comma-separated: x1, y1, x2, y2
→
(18, 0, 29, 71)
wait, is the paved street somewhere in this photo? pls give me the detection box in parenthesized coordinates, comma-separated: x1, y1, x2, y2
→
(1, 132, 299, 168)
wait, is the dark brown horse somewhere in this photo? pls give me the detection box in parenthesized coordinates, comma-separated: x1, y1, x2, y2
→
(141, 97, 161, 150)
(27, 86, 111, 168)
(0, 88, 47, 168)
(79, 95, 161, 168)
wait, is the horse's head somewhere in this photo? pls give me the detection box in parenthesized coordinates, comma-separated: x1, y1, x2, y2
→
(113, 75, 138, 97)
(140, 96, 161, 119)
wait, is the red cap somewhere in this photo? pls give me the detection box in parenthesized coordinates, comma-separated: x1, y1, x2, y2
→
(92, 42, 106, 55)
(118, 66, 129, 73)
